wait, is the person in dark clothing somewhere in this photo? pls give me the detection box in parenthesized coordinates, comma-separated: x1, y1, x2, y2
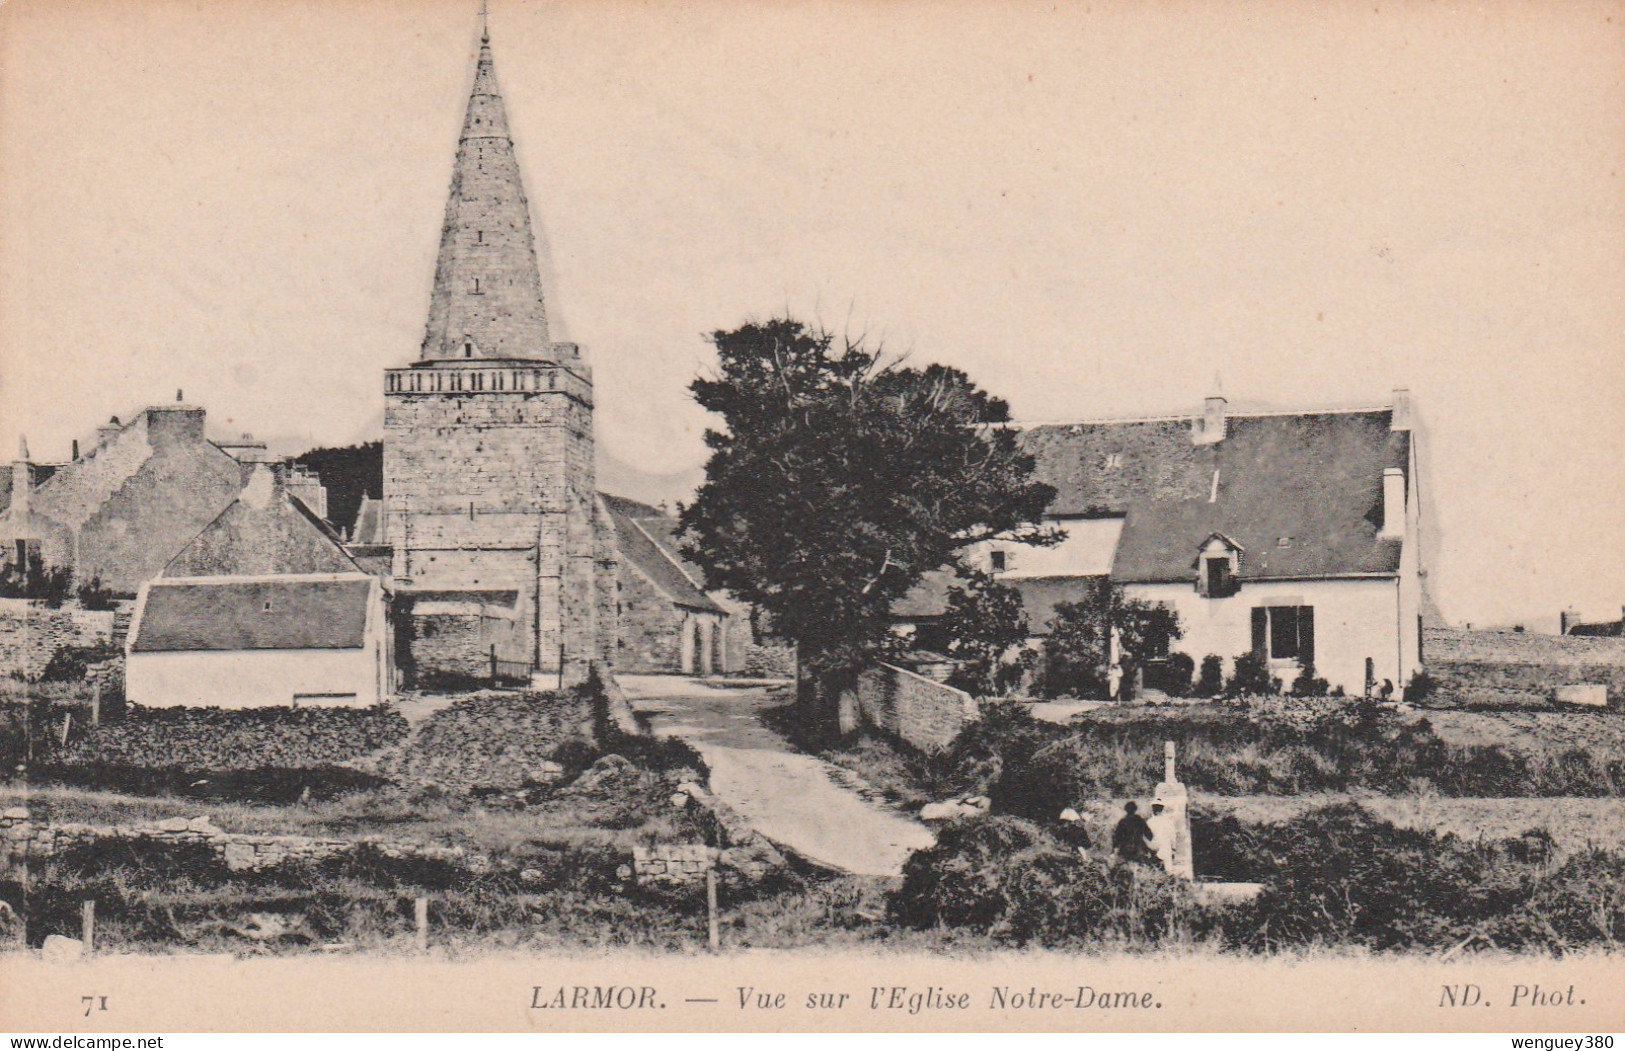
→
(1111, 800, 1155, 864)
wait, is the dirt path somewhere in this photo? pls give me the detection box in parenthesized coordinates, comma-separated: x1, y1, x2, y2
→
(617, 675, 935, 877)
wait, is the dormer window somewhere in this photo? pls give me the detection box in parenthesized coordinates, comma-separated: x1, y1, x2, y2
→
(1196, 533, 1242, 598)
(1204, 557, 1236, 596)
(990, 550, 1007, 572)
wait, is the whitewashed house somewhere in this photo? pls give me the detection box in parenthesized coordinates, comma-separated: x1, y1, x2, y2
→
(972, 390, 1427, 695)
(126, 572, 390, 707)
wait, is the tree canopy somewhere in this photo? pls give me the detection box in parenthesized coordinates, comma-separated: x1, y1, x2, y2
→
(678, 318, 1056, 674)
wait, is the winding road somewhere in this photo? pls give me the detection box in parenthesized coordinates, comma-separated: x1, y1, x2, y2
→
(617, 675, 935, 877)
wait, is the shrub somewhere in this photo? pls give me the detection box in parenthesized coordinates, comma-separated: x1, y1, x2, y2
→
(1289, 659, 1330, 697)
(941, 570, 1032, 697)
(1224, 652, 1281, 697)
(1158, 652, 1195, 697)
(1403, 670, 1437, 705)
(1194, 655, 1225, 697)
(75, 576, 118, 611)
(1039, 595, 1110, 699)
(1524, 848, 1625, 951)
(889, 814, 1198, 947)
(40, 644, 121, 684)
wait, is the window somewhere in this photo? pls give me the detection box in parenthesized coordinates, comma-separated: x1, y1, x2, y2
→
(1252, 605, 1315, 664)
(1203, 556, 1238, 597)
(989, 550, 1006, 572)
(1144, 623, 1172, 661)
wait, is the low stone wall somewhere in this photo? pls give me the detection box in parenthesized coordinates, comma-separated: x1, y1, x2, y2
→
(630, 843, 717, 887)
(0, 600, 115, 681)
(855, 662, 979, 752)
(1424, 628, 1625, 705)
(594, 666, 642, 737)
(0, 806, 479, 874)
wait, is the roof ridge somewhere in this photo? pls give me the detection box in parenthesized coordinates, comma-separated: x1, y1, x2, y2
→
(1013, 404, 1394, 428)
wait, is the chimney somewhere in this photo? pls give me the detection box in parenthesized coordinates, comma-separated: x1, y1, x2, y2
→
(97, 416, 121, 448)
(1193, 394, 1227, 446)
(71, 439, 79, 461)
(1381, 466, 1406, 538)
(1391, 388, 1413, 431)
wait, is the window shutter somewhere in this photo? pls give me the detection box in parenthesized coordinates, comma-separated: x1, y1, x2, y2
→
(1299, 606, 1315, 668)
(1251, 607, 1268, 657)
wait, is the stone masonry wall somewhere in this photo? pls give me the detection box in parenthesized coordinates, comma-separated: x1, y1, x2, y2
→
(409, 611, 488, 678)
(614, 559, 685, 673)
(0, 600, 115, 680)
(0, 807, 483, 874)
(1424, 627, 1625, 703)
(384, 377, 601, 683)
(855, 662, 980, 752)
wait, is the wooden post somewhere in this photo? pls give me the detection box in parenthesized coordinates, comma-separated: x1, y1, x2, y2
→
(81, 900, 94, 956)
(59, 712, 72, 749)
(414, 895, 428, 952)
(705, 867, 719, 953)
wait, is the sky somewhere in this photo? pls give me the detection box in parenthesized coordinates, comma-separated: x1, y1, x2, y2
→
(1, 0, 1621, 629)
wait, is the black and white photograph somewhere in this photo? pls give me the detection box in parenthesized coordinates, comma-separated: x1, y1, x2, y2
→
(0, 0, 1620, 1035)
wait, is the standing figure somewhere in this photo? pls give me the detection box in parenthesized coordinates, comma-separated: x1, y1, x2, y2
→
(1110, 801, 1155, 864)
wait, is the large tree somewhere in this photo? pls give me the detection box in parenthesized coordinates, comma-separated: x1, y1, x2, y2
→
(679, 319, 1056, 698)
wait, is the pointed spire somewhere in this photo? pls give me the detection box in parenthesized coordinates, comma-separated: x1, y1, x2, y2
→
(420, 7, 558, 362)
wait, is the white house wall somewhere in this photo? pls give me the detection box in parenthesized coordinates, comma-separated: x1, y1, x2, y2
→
(989, 517, 1124, 577)
(1124, 577, 1402, 695)
(127, 646, 381, 708)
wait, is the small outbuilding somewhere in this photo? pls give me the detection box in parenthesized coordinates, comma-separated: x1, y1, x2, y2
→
(126, 572, 391, 708)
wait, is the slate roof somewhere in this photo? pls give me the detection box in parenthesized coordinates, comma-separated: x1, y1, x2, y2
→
(131, 575, 375, 652)
(600, 494, 724, 613)
(352, 496, 385, 545)
(1020, 409, 1407, 583)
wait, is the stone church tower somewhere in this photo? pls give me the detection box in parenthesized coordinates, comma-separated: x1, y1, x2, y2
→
(384, 17, 607, 685)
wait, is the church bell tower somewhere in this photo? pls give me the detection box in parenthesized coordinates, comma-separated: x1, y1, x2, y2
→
(384, 10, 603, 685)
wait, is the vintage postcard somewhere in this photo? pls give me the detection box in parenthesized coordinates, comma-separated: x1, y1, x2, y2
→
(0, 0, 1621, 1035)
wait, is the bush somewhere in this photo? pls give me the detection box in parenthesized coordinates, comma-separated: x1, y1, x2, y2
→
(1158, 653, 1195, 697)
(1224, 652, 1281, 697)
(1289, 659, 1330, 697)
(40, 644, 121, 683)
(1403, 670, 1437, 705)
(1194, 655, 1225, 697)
(76, 576, 118, 611)
(1198, 803, 1625, 953)
(1039, 595, 1111, 699)
(889, 814, 1198, 947)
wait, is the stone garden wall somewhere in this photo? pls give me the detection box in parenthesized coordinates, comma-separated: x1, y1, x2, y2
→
(0, 806, 480, 874)
(855, 662, 979, 751)
(1424, 628, 1625, 705)
(0, 600, 115, 681)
